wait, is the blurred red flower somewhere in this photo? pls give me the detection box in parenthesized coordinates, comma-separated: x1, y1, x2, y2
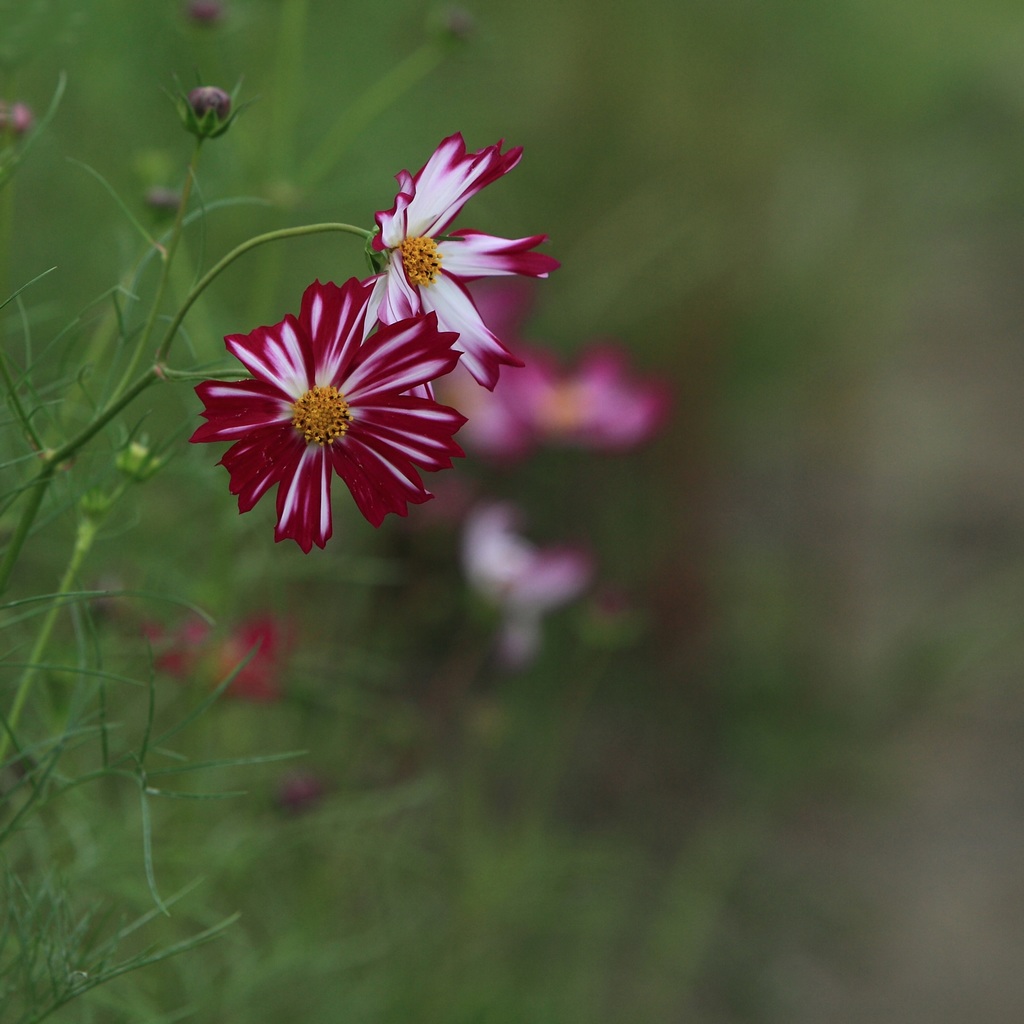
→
(145, 614, 291, 702)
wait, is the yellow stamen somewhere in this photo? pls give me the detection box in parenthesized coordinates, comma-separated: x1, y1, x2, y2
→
(399, 235, 442, 286)
(291, 385, 352, 445)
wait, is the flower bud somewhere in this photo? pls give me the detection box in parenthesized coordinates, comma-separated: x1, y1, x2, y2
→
(144, 186, 182, 216)
(0, 101, 33, 138)
(189, 86, 230, 121)
(276, 772, 326, 815)
(177, 84, 237, 140)
(79, 489, 113, 520)
(185, 0, 225, 24)
(116, 439, 165, 481)
(430, 6, 475, 45)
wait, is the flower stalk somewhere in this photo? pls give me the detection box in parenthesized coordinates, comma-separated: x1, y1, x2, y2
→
(0, 501, 105, 764)
(113, 139, 202, 396)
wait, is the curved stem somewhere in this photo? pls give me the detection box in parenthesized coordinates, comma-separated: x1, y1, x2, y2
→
(154, 221, 371, 363)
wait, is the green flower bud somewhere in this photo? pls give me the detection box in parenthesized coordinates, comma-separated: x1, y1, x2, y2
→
(116, 439, 165, 482)
(79, 488, 113, 520)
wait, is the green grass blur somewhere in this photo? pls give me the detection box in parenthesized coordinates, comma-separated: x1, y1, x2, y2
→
(4, 0, 1024, 1021)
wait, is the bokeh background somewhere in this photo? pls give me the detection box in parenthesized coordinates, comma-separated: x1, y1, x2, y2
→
(5, 0, 1024, 1021)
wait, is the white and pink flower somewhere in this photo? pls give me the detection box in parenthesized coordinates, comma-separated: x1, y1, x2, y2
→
(369, 133, 559, 390)
(462, 502, 592, 668)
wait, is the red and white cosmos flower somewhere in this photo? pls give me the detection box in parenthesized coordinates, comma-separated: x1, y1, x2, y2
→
(190, 278, 467, 552)
(369, 132, 560, 390)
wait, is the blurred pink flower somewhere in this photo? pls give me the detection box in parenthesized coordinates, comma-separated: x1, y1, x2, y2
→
(462, 502, 592, 667)
(437, 361, 533, 461)
(445, 341, 671, 461)
(525, 345, 671, 451)
(146, 614, 291, 702)
(369, 133, 559, 389)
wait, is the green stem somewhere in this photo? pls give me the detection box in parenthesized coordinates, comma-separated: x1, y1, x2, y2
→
(0, 510, 103, 764)
(113, 141, 203, 397)
(298, 42, 447, 192)
(0, 367, 155, 599)
(0, 221, 370, 597)
(0, 343, 45, 451)
(269, 0, 309, 183)
(0, 462, 55, 597)
(154, 221, 371, 363)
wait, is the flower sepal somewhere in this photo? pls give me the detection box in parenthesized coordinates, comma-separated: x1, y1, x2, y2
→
(364, 230, 388, 274)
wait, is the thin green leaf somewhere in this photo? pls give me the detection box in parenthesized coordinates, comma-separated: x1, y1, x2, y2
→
(66, 157, 159, 251)
(138, 786, 169, 916)
(146, 749, 306, 777)
(137, 667, 157, 766)
(150, 644, 259, 748)
(143, 787, 248, 800)
(0, 266, 58, 315)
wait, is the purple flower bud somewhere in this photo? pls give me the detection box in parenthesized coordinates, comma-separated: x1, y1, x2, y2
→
(144, 186, 182, 214)
(276, 772, 326, 815)
(439, 6, 475, 41)
(188, 86, 231, 121)
(186, 0, 225, 24)
(0, 101, 34, 138)
(176, 81, 240, 140)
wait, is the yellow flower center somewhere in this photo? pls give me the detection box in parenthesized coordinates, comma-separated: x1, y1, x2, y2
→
(536, 382, 588, 435)
(291, 385, 352, 445)
(399, 235, 442, 286)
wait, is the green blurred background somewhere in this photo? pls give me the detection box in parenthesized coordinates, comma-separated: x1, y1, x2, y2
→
(5, 0, 1024, 1021)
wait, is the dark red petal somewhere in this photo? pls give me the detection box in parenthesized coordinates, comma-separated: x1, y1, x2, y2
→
(219, 425, 304, 512)
(297, 278, 375, 384)
(224, 314, 314, 396)
(329, 432, 435, 527)
(349, 396, 466, 471)
(274, 445, 334, 552)
(190, 379, 290, 443)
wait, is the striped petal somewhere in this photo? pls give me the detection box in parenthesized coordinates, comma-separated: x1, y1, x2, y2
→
(329, 432, 432, 527)
(438, 230, 560, 280)
(418, 274, 523, 390)
(225, 315, 312, 399)
(376, 134, 523, 242)
(342, 313, 460, 401)
(219, 424, 303, 513)
(190, 378, 291, 443)
(347, 396, 466, 471)
(298, 278, 375, 386)
(375, 171, 415, 248)
(274, 444, 334, 552)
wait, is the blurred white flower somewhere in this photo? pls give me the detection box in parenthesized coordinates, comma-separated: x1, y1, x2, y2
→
(462, 502, 592, 667)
